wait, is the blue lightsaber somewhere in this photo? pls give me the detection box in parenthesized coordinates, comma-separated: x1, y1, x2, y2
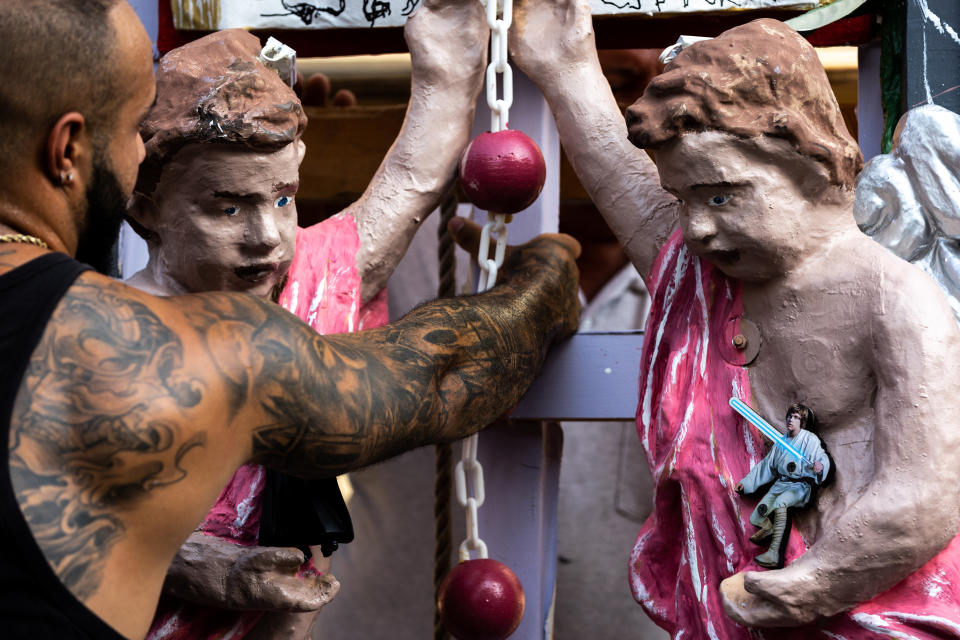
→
(729, 397, 809, 464)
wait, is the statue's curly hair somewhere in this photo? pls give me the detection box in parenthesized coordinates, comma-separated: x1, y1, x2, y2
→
(626, 19, 862, 189)
(136, 29, 306, 198)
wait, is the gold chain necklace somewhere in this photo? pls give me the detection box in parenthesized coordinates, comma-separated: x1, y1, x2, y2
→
(0, 234, 48, 249)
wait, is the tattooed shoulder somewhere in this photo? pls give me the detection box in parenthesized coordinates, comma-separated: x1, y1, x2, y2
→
(8, 276, 206, 600)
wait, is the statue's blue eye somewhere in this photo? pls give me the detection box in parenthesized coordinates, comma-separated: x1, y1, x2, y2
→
(275, 196, 292, 208)
(223, 205, 240, 216)
(709, 195, 731, 207)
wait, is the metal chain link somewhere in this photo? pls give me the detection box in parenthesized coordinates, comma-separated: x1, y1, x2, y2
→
(454, 0, 514, 563)
(485, 0, 513, 133)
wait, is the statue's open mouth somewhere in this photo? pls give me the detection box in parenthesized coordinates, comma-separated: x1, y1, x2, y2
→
(708, 249, 740, 265)
(234, 263, 278, 282)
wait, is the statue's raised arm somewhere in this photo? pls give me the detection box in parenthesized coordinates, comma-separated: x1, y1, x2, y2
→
(509, 0, 677, 283)
(345, 0, 489, 303)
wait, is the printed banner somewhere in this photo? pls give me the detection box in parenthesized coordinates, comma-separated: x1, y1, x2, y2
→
(170, 0, 822, 31)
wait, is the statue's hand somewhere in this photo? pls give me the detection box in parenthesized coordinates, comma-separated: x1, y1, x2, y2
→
(164, 532, 340, 612)
(720, 569, 823, 627)
(227, 545, 340, 611)
(509, 0, 596, 85)
(406, 0, 487, 82)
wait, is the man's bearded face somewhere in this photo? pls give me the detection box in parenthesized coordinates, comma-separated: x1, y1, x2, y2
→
(75, 143, 128, 275)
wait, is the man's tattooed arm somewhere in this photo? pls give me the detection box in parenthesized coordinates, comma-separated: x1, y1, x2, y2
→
(193, 232, 581, 476)
(7, 231, 578, 606)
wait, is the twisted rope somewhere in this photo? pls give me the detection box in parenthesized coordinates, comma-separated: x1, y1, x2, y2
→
(433, 189, 458, 640)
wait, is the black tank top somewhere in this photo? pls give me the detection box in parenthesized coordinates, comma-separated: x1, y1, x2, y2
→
(0, 254, 126, 639)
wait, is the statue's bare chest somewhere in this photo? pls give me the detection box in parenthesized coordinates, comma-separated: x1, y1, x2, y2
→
(742, 286, 875, 430)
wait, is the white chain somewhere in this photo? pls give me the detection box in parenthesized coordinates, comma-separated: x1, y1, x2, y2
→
(455, 0, 514, 562)
(485, 0, 513, 133)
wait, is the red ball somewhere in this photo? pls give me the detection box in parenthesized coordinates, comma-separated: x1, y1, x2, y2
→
(437, 559, 525, 640)
(459, 130, 546, 214)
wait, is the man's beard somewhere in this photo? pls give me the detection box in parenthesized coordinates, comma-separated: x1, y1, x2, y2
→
(74, 148, 128, 275)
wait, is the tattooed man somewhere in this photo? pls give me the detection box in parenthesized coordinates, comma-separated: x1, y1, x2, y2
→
(0, 2, 581, 639)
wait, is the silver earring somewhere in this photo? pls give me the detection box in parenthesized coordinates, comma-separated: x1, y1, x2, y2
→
(59, 171, 74, 186)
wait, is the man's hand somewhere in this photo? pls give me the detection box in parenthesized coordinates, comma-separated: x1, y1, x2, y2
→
(448, 216, 582, 342)
(163, 533, 340, 612)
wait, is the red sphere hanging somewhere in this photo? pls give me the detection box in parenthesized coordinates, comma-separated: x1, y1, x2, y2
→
(437, 558, 525, 640)
(459, 129, 546, 214)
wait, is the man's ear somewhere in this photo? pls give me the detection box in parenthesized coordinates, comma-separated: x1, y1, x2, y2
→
(296, 139, 307, 167)
(126, 193, 161, 245)
(45, 112, 88, 189)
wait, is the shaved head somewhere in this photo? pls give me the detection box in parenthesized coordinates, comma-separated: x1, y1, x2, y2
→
(0, 0, 124, 171)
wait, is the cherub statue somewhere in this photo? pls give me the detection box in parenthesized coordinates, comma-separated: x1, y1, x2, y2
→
(125, 1, 488, 638)
(735, 403, 830, 569)
(507, 0, 960, 636)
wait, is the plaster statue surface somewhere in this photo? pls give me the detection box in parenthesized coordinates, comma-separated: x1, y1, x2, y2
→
(125, 2, 488, 637)
(854, 104, 960, 325)
(508, 1, 960, 637)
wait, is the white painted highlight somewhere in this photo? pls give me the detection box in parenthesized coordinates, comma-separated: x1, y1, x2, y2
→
(923, 569, 949, 599)
(915, 0, 960, 46)
(306, 274, 327, 327)
(347, 297, 357, 333)
(852, 612, 924, 639)
(641, 244, 689, 445)
(668, 332, 692, 387)
(692, 259, 709, 377)
(922, 20, 933, 105)
(283, 279, 299, 314)
(711, 511, 735, 573)
(234, 466, 265, 529)
(884, 611, 960, 635)
(913, 0, 960, 105)
(220, 618, 250, 640)
(680, 489, 704, 603)
(629, 529, 665, 618)
(705, 620, 721, 640)
(150, 608, 186, 639)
